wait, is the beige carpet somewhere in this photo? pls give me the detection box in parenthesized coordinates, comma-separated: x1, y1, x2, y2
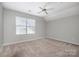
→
(0, 39, 79, 57)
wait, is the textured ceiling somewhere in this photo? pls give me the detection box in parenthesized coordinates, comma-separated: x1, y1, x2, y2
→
(2, 2, 79, 21)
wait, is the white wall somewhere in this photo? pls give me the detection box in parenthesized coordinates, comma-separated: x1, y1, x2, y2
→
(0, 3, 3, 46)
(46, 15, 79, 45)
(3, 7, 79, 45)
(3, 9, 46, 45)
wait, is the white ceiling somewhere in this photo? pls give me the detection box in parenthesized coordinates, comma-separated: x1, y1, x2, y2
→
(2, 2, 79, 21)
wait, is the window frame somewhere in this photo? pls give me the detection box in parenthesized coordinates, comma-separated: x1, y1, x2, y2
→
(16, 16, 35, 35)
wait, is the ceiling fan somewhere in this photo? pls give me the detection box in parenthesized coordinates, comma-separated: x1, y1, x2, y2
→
(38, 3, 48, 14)
(38, 2, 62, 15)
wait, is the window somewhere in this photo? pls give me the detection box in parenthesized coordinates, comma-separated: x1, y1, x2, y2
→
(16, 16, 27, 35)
(16, 16, 35, 35)
(27, 19, 35, 34)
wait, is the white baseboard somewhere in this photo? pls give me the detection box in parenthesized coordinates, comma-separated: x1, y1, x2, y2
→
(3, 37, 45, 46)
(46, 37, 79, 45)
(3, 36, 79, 46)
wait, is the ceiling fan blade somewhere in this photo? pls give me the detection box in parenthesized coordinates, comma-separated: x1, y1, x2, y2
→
(43, 2, 49, 8)
(39, 7, 43, 9)
(45, 11, 48, 14)
(43, 4, 47, 8)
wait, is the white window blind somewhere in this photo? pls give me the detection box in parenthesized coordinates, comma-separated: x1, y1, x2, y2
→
(16, 16, 35, 35)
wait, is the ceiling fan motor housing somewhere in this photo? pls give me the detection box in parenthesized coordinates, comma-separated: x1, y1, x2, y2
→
(42, 9, 46, 11)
